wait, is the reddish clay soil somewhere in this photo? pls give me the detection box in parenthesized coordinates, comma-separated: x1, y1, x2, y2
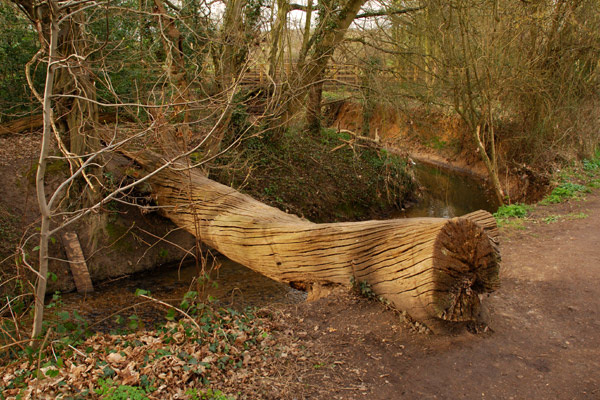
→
(278, 192, 600, 399)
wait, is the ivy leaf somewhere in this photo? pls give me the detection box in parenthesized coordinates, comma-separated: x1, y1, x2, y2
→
(128, 315, 140, 330)
(45, 369, 59, 378)
(57, 311, 70, 321)
(47, 272, 58, 282)
(165, 308, 176, 321)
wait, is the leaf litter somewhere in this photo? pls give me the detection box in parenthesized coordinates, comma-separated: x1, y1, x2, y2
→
(0, 304, 322, 399)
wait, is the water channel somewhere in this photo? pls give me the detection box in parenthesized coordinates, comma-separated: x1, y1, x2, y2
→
(60, 160, 499, 329)
(401, 161, 499, 218)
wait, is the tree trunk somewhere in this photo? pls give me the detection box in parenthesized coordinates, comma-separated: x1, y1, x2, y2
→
(268, 0, 289, 79)
(125, 150, 500, 326)
(0, 113, 122, 136)
(293, 0, 367, 129)
(219, 0, 246, 88)
(31, 6, 59, 340)
(153, 0, 191, 117)
(306, 80, 324, 134)
(51, 6, 99, 158)
(0, 114, 43, 135)
(474, 125, 505, 205)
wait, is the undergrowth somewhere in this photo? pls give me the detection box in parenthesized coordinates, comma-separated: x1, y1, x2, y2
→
(539, 151, 600, 204)
(210, 125, 416, 222)
(0, 289, 272, 399)
(493, 204, 530, 227)
(540, 182, 590, 204)
(495, 150, 600, 228)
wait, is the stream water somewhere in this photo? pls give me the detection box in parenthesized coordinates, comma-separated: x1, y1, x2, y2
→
(59, 160, 498, 329)
(60, 258, 305, 332)
(400, 162, 499, 218)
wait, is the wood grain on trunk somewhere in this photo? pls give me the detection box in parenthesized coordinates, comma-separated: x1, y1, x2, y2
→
(126, 150, 500, 324)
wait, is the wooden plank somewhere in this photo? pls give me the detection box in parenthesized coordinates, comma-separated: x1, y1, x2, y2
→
(61, 232, 94, 293)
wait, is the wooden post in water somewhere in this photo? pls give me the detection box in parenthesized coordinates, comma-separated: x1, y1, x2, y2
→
(61, 232, 94, 294)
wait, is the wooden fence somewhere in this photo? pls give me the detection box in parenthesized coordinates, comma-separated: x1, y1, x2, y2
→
(240, 63, 362, 90)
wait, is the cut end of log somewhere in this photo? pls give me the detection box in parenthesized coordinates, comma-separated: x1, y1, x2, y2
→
(431, 217, 500, 322)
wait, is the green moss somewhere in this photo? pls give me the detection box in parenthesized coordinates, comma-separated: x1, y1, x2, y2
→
(25, 158, 68, 185)
(105, 220, 133, 252)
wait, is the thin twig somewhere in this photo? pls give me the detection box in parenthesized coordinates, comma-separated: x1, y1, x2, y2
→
(138, 294, 201, 330)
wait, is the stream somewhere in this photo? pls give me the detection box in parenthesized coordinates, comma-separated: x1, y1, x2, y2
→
(60, 258, 305, 332)
(400, 161, 499, 218)
(59, 160, 498, 330)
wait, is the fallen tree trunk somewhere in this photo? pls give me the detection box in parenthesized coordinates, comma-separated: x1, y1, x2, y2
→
(0, 114, 43, 135)
(0, 113, 120, 136)
(127, 151, 500, 325)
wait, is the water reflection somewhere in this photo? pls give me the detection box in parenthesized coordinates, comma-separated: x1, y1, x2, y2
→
(399, 162, 499, 218)
(59, 258, 305, 331)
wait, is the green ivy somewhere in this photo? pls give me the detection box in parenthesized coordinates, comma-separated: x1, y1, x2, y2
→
(540, 182, 589, 204)
(95, 378, 151, 400)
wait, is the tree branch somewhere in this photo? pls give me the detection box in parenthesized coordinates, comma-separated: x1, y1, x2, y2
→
(289, 3, 309, 11)
(355, 5, 424, 19)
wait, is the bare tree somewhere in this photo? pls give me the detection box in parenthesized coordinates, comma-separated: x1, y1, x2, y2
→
(11, 0, 238, 339)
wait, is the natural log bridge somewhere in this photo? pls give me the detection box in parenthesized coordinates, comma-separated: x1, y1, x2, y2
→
(127, 151, 500, 327)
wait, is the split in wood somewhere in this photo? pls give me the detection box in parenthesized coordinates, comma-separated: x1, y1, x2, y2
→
(122, 150, 500, 328)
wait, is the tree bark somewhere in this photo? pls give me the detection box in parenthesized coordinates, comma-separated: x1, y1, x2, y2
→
(0, 114, 43, 135)
(294, 0, 367, 130)
(125, 150, 500, 326)
(268, 0, 289, 78)
(0, 113, 122, 136)
(153, 0, 190, 112)
(32, 5, 59, 339)
(305, 80, 324, 133)
(52, 6, 99, 158)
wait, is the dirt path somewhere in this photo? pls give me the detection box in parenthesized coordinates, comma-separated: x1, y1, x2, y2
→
(281, 191, 600, 399)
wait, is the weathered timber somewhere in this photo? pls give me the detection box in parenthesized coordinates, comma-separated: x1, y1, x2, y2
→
(0, 113, 119, 136)
(126, 150, 500, 324)
(60, 232, 94, 294)
(462, 209, 501, 261)
(0, 115, 43, 135)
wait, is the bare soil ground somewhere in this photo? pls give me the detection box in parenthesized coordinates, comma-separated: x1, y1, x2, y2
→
(278, 192, 600, 399)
